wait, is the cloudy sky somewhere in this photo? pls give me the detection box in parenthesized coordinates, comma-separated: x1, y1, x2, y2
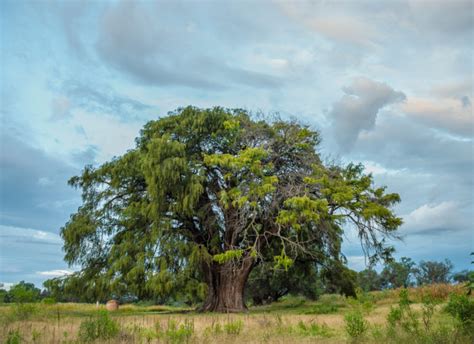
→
(1, 0, 473, 288)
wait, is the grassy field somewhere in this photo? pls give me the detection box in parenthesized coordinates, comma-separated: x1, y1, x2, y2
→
(1, 284, 472, 343)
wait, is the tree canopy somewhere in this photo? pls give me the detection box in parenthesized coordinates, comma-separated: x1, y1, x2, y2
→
(61, 106, 402, 312)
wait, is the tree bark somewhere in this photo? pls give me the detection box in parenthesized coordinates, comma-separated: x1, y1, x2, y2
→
(200, 258, 254, 312)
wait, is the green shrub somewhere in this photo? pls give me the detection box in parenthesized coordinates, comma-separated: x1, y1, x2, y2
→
(78, 310, 119, 342)
(305, 303, 339, 314)
(224, 319, 243, 335)
(387, 306, 403, 328)
(445, 293, 474, 333)
(11, 303, 37, 320)
(162, 319, 194, 343)
(41, 297, 56, 305)
(5, 329, 21, 344)
(344, 310, 368, 339)
(398, 289, 410, 307)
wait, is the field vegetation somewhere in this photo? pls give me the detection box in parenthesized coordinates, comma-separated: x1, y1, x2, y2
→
(1, 284, 472, 343)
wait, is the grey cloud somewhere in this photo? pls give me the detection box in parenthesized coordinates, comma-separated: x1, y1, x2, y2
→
(329, 77, 406, 150)
(55, 81, 156, 122)
(0, 225, 70, 286)
(50, 96, 72, 120)
(95, 0, 284, 90)
(0, 134, 80, 231)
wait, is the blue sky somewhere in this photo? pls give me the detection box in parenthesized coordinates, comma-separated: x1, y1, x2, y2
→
(1, 0, 473, 288)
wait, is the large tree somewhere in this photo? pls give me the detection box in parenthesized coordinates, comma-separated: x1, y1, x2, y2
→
(62, 107, 402, 312)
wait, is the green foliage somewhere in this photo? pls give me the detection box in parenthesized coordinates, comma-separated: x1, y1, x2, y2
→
(445, 293, 474, 333)
(273, 249, 294, 271)
(295, 321, 332, 337)
(9, 281, 41, 303)
(10, 303, 38, 321)
(41, 297, 56, 305)
(246, 260, 322, 305)
(5, 329, 21, 344)
(60, 106, 402, 311)
(344, 310, 368, 339)
(213, 249, 243, 264)
(414, 259, 453, 285)
(161, 319, 194, 343)
(223, 319, 243, 335)
(78, 310, 119, 342)
(381, 257, 416, 289)
(357, 268, 382, 292)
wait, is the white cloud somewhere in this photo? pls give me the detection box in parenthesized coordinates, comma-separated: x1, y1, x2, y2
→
(400, 96, 473, 137)
(0, 225, 62, 245)
(278, 3, 378, 45)
(36, 269, 74, 277)
(0, 282, 14, 291)
(361, 161, 406, 176)
(402, 201, 464, 235)
(37, 177, 53, 186)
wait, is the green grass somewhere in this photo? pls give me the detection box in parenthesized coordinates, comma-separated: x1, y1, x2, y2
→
(0, 286, 472, 343)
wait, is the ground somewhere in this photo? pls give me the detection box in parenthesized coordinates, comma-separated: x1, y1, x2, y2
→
(1, 284, 472, 343)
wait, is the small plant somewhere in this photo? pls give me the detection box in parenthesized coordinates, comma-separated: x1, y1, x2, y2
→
(224, 319, 243, 335)
(398, 288, 410, 307)
(162, 319, 194, 343)
(387, 305, 402, 328)
(421, 295, 436, 331)
(344, 310, 368, 340)
(31, 329, 42, 343)
(296, 321, 332, 337)
(78, 310, 119, 342)
(445, 293, 474, 333)
(6, 329, 21, 344)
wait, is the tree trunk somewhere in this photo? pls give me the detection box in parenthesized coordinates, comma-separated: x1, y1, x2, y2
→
(200, 258, 254, 312)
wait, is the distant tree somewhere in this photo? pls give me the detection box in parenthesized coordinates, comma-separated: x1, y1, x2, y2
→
(0, 286, 8, 303)
(8, 281, 41, 303)
(380, 257, 415, 289)
(453, 270, 471, 284)
(414, 259, 453, 285)
(246, 259, 321, 305)
(61, 107, 402, 312)
(43, 273, 112, 303)
(357, 268, 382, 291)
(321, 261, 358, 297)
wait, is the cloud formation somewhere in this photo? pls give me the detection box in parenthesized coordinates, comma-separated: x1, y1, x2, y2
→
(329, 77, 406, 150)
(96, 1, 283, 89)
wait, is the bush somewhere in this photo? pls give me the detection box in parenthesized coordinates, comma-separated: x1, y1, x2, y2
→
(78, 310, 119, 342)
(11, 303, 38, 320)
(445, 293, 474, 333)
(344, 310, 368, 339)
(42, 297, 56, 305)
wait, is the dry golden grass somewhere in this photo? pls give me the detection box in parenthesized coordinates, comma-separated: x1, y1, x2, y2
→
(0, 285, 471, 343)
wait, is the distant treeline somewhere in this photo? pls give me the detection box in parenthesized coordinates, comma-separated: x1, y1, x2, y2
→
(0, 257, 471, 305)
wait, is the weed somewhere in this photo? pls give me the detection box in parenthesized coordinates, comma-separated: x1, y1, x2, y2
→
(224, 319, 243, 335)
(162, 318, 194, 343)
(296, 320, 332, 337)
(31, 329, 42, 343)
(5, 329, 21, 344)
(10, 303, 37, 320)
(78, 310, 119, 342)
(445, 293, 474, 334)
(344, 310, 368, 340)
